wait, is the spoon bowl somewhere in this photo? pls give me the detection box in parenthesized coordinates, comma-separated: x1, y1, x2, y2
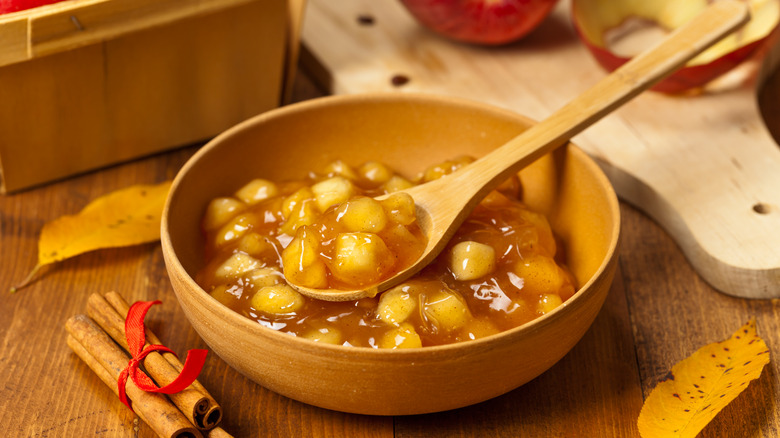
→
(290, 0, 750, 301)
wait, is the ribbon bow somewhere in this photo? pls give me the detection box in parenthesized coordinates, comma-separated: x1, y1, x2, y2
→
(117, 300, 208, 410)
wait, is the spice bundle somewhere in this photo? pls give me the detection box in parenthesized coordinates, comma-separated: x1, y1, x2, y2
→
(66, 291, 231, 438)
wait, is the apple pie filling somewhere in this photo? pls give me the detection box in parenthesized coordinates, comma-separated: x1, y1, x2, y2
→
(196, 157, 576, 347)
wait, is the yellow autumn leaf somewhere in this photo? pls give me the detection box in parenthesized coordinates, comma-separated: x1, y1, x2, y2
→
(10, 181, 171, 292)
(638, 319, 770, 438)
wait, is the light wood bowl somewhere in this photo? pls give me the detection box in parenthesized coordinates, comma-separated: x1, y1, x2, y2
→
(161, 93, 621, 415)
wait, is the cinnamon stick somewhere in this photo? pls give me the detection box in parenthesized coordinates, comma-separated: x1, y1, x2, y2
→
(67, 336, 156, 424)
(66, 314, 202, 438)
(103, 291, 222, 427)
(87, 293, 218, 430)
(102, 291, 223, 428)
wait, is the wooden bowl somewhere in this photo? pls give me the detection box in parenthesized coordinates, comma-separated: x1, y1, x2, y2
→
(161, 93, 620, 415)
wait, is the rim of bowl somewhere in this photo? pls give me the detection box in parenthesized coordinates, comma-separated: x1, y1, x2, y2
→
(161, 92, 621, 359)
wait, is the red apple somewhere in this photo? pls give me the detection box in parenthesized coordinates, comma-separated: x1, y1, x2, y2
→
(572, 0, 780, 93)
(399, 0, 560, 45)
(0, 0, 62, 14)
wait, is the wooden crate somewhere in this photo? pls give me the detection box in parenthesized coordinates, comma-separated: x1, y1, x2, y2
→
(0, 0, 304, 193)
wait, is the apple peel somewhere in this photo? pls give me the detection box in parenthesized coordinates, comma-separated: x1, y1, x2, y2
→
(399, 0, 560, 45)
(572, 0, 780, 93)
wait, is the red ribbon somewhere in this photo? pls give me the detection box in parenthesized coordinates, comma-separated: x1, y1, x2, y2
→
(117, 300, 208, 410)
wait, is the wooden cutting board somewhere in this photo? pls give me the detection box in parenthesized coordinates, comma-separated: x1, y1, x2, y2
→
(301, 0, 780, 299)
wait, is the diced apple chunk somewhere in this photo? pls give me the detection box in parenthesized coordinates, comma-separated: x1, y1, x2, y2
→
(419, 155, 475, 183)
(251, 284, 305, 314)
(237, 232, 275, 258)
(517, 209, 557, 257)
(382, 175, 415, 193)
(214, 253, 260, 282)
(536, 293, 563, 315)
(381, 223, 422, 257)
(378, 322, 422, 349)
(322, 160, 359, 180)
(213, 213, 257, 247)
(209, 284, 240, 307)
(331, 232, 394, 286)
(423, 287, 470, 332)
(449, 241, 496, 281)
(358, 161, 394, 185)
(311, 176, 355, 211)
(282, 187, 315, 219)
(463, 318, 500, 340)
(513, 254, 567, 295)
(380, 192, 417, 226)
(280, 197, 319, 236)
(234, 178, 279, 205)
(335, 196, 388, 233)
(301, 326, 342, 344)
(247, 267, 284, 289)
(203, 197, 246, 230)
(282, 227, 328, 289)
(376, 285, 417, 325)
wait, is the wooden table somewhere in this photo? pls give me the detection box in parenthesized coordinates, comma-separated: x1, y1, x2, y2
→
(2, 66, 779, 438)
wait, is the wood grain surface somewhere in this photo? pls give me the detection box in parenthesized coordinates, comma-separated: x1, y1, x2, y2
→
(0, 64, 779, 437)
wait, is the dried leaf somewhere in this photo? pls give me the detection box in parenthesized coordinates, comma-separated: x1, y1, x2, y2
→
(638, 319, 770, 438)
(10, 181, 171, 292)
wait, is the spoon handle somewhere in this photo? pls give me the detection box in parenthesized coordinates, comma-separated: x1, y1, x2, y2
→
(449, 0, 750, 204)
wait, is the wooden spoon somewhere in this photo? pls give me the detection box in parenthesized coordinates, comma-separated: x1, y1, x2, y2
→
(292, 0, 750, 301)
